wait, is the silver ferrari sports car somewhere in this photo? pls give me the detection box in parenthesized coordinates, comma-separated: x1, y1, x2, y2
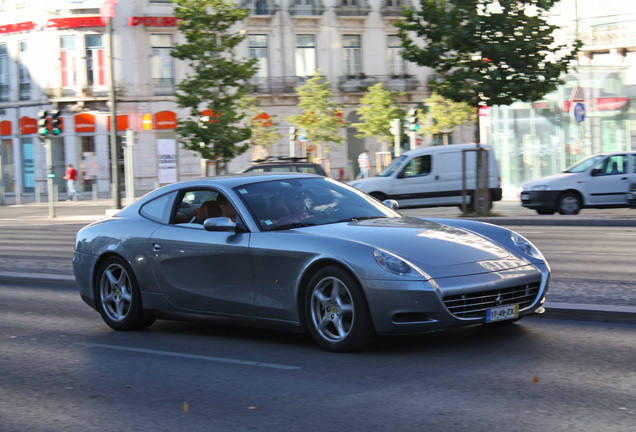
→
(73, 174, 550, 352)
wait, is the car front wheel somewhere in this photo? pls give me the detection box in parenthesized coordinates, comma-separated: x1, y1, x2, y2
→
(96, 256, 154, 331)
(558, 192, 582, 215)
(305, 266, 376, 352)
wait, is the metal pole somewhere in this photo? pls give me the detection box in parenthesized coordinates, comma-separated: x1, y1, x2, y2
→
(107, 19, 121, 210)
(0, 144, 4, 205)
(124, 129, 135, 204)
(45, 139, 56, 218)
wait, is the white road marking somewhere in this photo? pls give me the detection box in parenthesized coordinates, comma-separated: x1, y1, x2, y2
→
(77, 342, 302, 370)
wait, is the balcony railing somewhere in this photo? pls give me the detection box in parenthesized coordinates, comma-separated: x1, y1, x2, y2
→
(241, 0, 279, 15)
(153, 78, 174, 96)
(338, 74, 419, 92)
(289, 1, 326, 16)
(335, 2, 372, 16)
(249, 76, 326, 94)
(380, 0, 413, 16)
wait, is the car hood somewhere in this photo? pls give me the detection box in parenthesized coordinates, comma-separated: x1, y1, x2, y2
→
(298, 217, 531, 279)
(523, 172, 583, 190)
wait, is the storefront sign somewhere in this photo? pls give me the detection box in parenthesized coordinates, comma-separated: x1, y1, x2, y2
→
(155, 111, 177, 130)
(0, 120, 11, 136)
(46, 17, 105, 29)
(19, 117, 36, 135)
(107, 115, 129, 131)
(129, 17, 182, 26)
(75, 113, 96, 133)
(0, 21, 36, 34)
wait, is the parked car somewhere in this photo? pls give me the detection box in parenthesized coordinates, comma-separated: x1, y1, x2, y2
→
(240, 156, 327, 176)
(349, 143, 503, 210)
(628, 181, 636, 208)
(521, 151, 636, 215)
(73, 174, 550, 352)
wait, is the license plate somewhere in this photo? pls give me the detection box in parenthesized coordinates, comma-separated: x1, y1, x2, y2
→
(520, 192, 529, 200)
(486, 304, 519, 322)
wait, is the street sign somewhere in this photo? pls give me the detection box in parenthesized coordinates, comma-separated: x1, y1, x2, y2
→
(571, 102, 586, 123)
(100, 0, 118, 24)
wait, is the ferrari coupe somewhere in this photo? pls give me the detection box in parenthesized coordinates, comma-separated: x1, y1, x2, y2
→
(73, 174, 550, 352)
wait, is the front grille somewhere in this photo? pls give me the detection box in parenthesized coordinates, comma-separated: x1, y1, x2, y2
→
(443, 282, 541, 319)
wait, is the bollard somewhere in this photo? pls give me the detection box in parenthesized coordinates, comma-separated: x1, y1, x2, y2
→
(16, 189, 21, 206)
(93, 183, 98, 203)
(35, 183, 41, 205)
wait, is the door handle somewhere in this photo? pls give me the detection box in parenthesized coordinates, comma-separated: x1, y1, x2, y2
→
(153, 243, 162, 251)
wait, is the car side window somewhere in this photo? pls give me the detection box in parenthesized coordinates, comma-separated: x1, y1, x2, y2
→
(594, 155, 627, 175)
(172, 189, 218, 225)
(139, 192, 175, 223)
(402, 155, 431, 178)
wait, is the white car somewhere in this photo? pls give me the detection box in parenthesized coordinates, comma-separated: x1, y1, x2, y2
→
(521, 152, 636, 215)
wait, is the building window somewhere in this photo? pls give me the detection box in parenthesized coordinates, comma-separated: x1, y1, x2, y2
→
(0, 43, 8, 101)
(388, 35, 405, 76)
(85, 34, 105, 87)
(60, 35, 79, 89)
(343, 35, 361, 76)
(151, 34, 174, 95)
(249, 35, 269, 80)
(18, 40, 30, 101)
(295, 35, 316, 78)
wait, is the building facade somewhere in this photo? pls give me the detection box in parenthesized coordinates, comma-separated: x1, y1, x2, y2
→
(0, 0, 435, 199)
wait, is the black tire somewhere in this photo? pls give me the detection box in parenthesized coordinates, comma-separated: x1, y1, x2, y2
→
(558, 192, 582, 215)
(536, 208, 555, 215)
(95, 256, 155, 331)
(305, 266, 376, 352)
(369, 192, 387, 202)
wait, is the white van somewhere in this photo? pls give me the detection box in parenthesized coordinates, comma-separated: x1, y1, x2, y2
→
(349, 143, 502, 209)
(521, 151, 636, 215)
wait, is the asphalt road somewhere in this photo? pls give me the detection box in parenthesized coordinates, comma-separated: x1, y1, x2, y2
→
(1, 283, 635, 432)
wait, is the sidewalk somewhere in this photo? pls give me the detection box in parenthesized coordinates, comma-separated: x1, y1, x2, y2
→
(1, 193, 635, 325)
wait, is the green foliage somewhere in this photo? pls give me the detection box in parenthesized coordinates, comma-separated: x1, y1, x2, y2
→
(421, 92, 476, 143)
(171, 0, 259, 170)
(396, 0, 582, 108)
(353, 83, 404, 149)
(240, 96, 282, 150)
(287, 72, 347, 154)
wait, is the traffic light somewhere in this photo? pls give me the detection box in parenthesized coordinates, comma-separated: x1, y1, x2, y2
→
(407, 109, 419, 131)
(38, 110, 49, 137)
(289, 126, 297, 141)
(48, 166, 55, 178)
(50, 110, 62, 135)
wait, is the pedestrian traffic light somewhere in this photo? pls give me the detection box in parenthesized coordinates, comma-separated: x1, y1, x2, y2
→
(48, 166, 55, 178)
(51, 110, 62, 135)
(407, 109, 419, 131)
(38, 110, 49, 137)
(289, 126, 297, 141)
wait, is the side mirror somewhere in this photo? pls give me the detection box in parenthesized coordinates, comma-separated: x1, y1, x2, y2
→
(383, 199, 399, 210)
(203, 217, 236, 232)
(591, 168, 602, 176)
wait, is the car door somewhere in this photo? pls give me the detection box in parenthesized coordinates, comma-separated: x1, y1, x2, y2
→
(148, 190, 255, 317)
(391, 154, 439, 206)
(587, 154, 633, 205)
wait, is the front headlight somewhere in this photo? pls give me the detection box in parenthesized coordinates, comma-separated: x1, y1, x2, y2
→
(531, 185, 551, 191)
(511, 232, 544, 260)
(373, 249, 427, 277)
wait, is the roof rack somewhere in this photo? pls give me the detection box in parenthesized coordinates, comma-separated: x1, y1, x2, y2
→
(251, 156, 310, 163)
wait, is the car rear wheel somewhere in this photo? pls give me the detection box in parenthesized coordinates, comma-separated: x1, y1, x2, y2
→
(536, 207, 555, 215)
(558, 192, 582, 215)
(96, 256, 155, 331)
(305, 266, 376, 352)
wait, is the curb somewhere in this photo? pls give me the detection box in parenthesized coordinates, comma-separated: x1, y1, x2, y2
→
(1, 271, 635, 325)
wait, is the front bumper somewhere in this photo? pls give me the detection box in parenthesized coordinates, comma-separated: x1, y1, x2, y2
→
(363, 264, 549, 335)
(520, 190, 561, 209)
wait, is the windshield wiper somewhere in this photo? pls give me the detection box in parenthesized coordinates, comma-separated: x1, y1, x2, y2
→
(333, 216, 385, 224)
(269, 222, 316, 231)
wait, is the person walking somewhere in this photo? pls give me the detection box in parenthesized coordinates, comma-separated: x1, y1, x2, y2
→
(357, 149, 370, 179)
(64, 163, 80, 201)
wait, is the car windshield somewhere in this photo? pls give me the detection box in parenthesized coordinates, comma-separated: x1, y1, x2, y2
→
(235, 177, 401, 231)
(564, 155, 605, 173)
(377, 155, 407, 177)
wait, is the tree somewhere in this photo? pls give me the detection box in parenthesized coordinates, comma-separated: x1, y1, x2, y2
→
(240, 96, 282, 156)
(353, 83, 405, 153)
(396, 0, 582, 140)
(171, 0, 259, 173)
(420, 92, 476, 145)
(287, 72, 347, 157)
